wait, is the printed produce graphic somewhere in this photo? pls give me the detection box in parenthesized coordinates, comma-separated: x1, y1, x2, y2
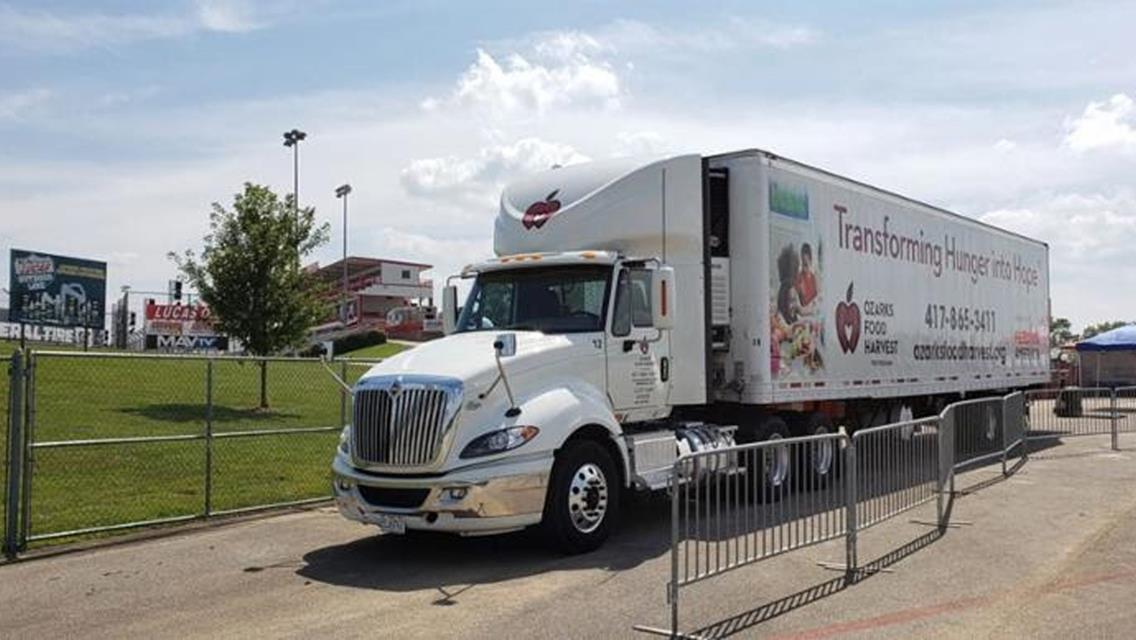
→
(836, 282, 861, 354)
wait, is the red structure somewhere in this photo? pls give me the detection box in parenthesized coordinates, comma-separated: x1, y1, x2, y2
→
(306, 257, 438, 341)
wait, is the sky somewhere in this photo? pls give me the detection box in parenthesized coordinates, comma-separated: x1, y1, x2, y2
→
(2, 0, 1135, 331)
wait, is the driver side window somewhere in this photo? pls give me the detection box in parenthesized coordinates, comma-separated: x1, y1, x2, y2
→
(612, 270, 631, 337)
(612, 268, 652, 337)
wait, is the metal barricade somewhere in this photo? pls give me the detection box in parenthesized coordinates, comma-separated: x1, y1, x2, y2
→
(661, 431, 849, 634)
(1115, 387, 1136, 437)
(1025, 387, 1116, 440)
(639, 389, 1125, 637)
(947, 397, 1006, 471)
(852, 417, 941, 531)
(1002, 391, 1027, 470)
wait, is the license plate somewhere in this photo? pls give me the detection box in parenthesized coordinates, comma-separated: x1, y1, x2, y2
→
(374, 513, 407, 535)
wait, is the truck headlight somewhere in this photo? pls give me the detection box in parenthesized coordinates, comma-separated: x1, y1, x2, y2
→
(338, 426, 351, 455)
(460, 426, 539, 459)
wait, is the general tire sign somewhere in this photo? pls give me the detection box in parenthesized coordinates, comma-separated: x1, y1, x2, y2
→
(9, 249, 107, 330)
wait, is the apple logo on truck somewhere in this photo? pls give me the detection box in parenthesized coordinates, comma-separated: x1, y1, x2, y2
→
(522, 190, 562, 230)
(836, 282, 861, 354)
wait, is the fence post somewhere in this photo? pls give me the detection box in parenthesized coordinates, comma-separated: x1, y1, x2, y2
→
(1001, 397, 1009, 477)
(936, 419, 944, 528)
(5, 352, 24, 559)
(19, 354, 35, 548)
(668, 462, 680, 637)
(843, 434, 858, 577)
(1111, 389, 1119, 452)
(937, 408, 952, 531)
(204, 359, 214, 517)
(339, 360, 348, 428)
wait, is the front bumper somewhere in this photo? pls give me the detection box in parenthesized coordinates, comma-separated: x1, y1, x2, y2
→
(331, 452, 551, 535)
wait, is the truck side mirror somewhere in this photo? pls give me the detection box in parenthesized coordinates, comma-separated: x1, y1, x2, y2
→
(652, 266, 675, 330)
(442, 285, 459, 335)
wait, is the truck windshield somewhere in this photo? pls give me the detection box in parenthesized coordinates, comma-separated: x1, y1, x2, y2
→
(456, 265, 611, 334)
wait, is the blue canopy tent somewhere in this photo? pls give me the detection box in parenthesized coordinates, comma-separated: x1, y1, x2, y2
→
(1076, 324, 1136, 387)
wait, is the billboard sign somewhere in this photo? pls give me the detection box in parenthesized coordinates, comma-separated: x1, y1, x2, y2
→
(143, 301, 227, 351)
(9, 249, 107, 330)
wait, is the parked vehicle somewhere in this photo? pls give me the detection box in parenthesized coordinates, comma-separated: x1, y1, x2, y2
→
(332, 150, 1050, 552)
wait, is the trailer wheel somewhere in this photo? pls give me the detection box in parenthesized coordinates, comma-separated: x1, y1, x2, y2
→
(750, 416, 792, 503)
(794, 413, 838, 489)
(542, 439, 619, 554)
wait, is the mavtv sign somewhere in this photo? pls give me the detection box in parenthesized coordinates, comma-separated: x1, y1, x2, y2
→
(145, 334, 229, 350)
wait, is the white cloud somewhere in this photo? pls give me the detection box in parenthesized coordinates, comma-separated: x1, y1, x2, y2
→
(532, 31, 610, 63)
(195, 0, 264, 33)
(994, 138, 1017, 152)
(400, 137, 590, 204)
(578, 17, 818, 54)
(427, 39, 623, 116)
(0, 2, 278, 53)
(499, 17, 818, 60)
(0, 88, 53, 120)
(1064, 93, 1136, 152)
(612, 131, 668, 157)
(983, 191, 1136, 261)
(983, 190, 1136, 323)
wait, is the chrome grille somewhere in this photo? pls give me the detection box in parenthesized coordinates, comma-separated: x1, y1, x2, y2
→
(352, 377, 460, 467)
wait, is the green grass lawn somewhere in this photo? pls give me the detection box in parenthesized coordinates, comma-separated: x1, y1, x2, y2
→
(341, 341, 409, 359)
(1, 344, 411, 547)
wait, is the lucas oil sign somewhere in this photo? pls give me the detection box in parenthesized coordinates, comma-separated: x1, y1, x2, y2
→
(144, 302, 228, 351)
(9, 249, 107, 330)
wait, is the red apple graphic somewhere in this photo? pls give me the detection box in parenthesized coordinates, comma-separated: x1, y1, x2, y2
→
(522, 190, 562, 230)
(835, 282, 861, 354)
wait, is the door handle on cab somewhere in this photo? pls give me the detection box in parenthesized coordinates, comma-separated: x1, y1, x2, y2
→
(622, 339, 636, 353)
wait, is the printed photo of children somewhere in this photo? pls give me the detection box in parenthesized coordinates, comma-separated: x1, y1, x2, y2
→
(770, 238, 825, 378)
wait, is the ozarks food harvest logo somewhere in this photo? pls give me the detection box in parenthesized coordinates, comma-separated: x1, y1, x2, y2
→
(522, 190, 561, 230)
(836, 282, 861, 354)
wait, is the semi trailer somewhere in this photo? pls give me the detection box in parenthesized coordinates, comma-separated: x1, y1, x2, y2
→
(332, 149, 1050, 553)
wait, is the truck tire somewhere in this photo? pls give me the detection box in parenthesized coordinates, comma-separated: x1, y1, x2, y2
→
(793, 412, 839, 489)
(750, 415, 792, 503)
(542, 439, 620, 554)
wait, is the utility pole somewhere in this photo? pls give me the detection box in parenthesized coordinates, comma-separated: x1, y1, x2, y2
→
(335, 184, 353, 325)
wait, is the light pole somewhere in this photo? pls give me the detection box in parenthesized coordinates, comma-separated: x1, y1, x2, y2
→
(282, 128, 307, 218)
(335, 184, 352, 325)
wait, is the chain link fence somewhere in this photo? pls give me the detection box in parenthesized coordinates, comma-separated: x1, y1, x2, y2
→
(3, 350, 383, 551)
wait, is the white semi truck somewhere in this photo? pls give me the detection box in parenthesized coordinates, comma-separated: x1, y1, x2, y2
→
(332, 150, 1050, 553)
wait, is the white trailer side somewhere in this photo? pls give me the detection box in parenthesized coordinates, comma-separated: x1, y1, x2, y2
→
(709, 150, 1050, 405)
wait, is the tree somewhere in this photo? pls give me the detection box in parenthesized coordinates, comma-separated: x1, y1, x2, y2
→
(1050, 317, 1075, 348)
(172, 183, 330, 408)
(1081, 320, 1131, 340)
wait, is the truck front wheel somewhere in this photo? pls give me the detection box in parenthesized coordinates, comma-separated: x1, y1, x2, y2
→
(542, 439, 620, 554)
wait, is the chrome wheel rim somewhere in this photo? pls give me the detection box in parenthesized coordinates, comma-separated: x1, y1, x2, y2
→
(567, 463, 608, 534)
(812, 428, 833, 475)
(764, 434, 790, 486)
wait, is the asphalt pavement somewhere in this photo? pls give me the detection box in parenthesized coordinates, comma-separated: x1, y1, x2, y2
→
(2, 433, 1135, 639)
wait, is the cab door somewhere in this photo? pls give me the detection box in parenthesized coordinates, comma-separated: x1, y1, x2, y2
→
(605, 265, 671, 421)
